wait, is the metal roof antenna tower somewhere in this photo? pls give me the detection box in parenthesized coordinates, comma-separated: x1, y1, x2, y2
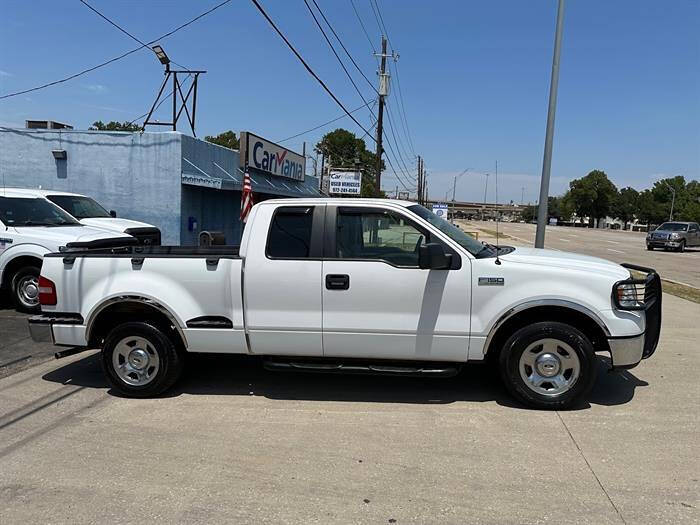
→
(143, 45, 206, 137)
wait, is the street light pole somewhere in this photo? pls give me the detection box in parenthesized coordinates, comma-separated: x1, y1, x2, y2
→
(661, 180, 676, 220)
(535, 0, 566, 248)
(450, 168, 471, 223)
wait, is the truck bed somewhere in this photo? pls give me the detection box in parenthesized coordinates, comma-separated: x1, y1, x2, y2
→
(41, 244, 246, 354)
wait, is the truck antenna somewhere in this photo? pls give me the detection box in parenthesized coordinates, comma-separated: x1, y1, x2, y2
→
(494, 160, 501, 265)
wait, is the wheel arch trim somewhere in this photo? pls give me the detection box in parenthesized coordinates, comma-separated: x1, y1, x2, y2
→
(86, 295, 188, 348)
(483, 299, 611, 355)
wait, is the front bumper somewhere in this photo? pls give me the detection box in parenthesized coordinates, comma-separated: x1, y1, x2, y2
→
(647, 240, 681, 248)
(608, 334, 645, 369)
(609, 263, 662, 369)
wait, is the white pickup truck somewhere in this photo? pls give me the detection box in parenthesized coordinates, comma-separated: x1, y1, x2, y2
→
(28, 198, 662, 409)
(17, 189, 162, 246)
(1, 189, 133, 311)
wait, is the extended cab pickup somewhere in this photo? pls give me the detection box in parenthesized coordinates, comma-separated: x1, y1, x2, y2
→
(28, 199, 662, 409)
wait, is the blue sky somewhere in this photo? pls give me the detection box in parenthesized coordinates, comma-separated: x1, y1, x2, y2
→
(1, 0, 698, 203)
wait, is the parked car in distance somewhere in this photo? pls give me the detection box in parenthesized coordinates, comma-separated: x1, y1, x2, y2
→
(9, 189, 161, 246)
(30, 198, 662, 409)
(646, 221, 700, 252)
(1, 189, 134, 311)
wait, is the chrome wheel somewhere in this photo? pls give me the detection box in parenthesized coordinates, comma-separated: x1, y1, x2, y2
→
(112, 336, 160, 386)
(16, 275, 40, 309)
(518, 338, 581, 396)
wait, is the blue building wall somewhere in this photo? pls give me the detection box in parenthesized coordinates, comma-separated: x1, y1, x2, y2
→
(1, 128, 320, 246)
(0, 128, 183, 244)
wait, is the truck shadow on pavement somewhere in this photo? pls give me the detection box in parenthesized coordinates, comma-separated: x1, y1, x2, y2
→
(42, 352, 648, 411)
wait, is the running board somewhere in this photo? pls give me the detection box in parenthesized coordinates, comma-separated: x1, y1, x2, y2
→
(54, 346, 90, 360)
(263, 359, 460, 377)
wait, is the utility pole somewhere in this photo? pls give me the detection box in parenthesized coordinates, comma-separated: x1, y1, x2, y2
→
(374, 36, 388, 197)
(417, 155, 422, 204)
(535, 0, 566, 248)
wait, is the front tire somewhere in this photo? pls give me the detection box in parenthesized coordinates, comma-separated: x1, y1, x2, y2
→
(498, 322, 598, 409)
(11, 265, 41, 313)
(102, 322, 184, 397)
(677, 240, 685, 253)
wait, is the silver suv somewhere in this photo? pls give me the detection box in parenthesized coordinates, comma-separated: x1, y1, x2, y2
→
(646, 221, 700, 252)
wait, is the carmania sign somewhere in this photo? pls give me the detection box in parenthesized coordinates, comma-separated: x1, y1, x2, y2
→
(240, 132, 305, 181)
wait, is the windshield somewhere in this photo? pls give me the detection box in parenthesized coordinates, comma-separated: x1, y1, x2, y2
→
(408, 204, 493, 257)
(0, 197, 81, 227)
(47, 195, 111, 219)
(657, 222, 687, 232)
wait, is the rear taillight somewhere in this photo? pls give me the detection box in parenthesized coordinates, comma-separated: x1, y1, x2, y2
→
(38, 276, 57, 306)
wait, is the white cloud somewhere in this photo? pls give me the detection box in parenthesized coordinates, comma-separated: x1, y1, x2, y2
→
(84, 84, 108, 93)
(0, 70, 12, 77)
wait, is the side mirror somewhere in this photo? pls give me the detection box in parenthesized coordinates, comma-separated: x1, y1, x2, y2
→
(109, 210, 117, 218)
(419, 243, 451, 270)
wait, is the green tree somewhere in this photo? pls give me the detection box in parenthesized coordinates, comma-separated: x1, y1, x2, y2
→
(521, 205, 537, 222)
(567, 170, 618, 227)
(678, 180, 700, 222)
(204, 130, 239, 150)
(612, 186, 640, 230)
(547, 195, 573, 221)
(315, 128, 385, 197)
(90, 120, 141, 132)
(637, 189, 665, 228)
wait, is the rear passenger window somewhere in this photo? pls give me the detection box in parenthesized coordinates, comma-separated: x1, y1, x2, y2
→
(267, 207, 313, 258)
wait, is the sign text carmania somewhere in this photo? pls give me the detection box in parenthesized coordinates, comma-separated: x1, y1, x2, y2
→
(240, 132, 305, 181)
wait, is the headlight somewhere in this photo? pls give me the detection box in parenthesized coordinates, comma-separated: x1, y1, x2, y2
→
(616, 283, 642, 309)
(670, 232, 680, 239)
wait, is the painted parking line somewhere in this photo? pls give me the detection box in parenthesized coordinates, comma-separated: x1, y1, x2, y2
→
(604, 240, 620, 244)
(606, 248, 626, 254)
(559, 239, 571, 242)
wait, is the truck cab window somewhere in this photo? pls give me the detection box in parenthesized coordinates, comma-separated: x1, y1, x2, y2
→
(336, 208, 425, 266)
(266, 207, 314, 258)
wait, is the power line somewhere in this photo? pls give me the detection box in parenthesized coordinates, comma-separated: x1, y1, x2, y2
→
(366, 1, 416, 157)
(389, 62, 416, 155)
(385, 99, 414, 163)
(249, 0, 376, 143)
(370, 0, 392, 47)
(367, 0, 383, 36)
(79, 0, 189, 70)
(277, 99, 376, 143)
(349, 0, 376, 54)
(310, 0, 378, 95)
(303, 0, 375, 123)
(0, 0, 232, 100)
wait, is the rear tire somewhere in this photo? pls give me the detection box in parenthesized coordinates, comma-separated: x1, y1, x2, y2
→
(11, 265, 41, 313)
(498, 322, 598, 410)
(101, 322, 184, 397)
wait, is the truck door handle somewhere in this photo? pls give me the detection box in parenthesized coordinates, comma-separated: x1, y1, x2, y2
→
(326, 274, 349, 290)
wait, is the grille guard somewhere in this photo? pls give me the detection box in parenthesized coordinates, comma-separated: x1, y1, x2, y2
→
(613, 263, 662, 359)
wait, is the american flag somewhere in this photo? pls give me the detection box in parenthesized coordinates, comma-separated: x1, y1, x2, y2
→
(240, 166, 254, 223)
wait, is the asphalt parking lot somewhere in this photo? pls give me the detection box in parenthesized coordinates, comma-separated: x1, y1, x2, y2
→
(464, 221, 700, 288)
(0, 292, 698, 524)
